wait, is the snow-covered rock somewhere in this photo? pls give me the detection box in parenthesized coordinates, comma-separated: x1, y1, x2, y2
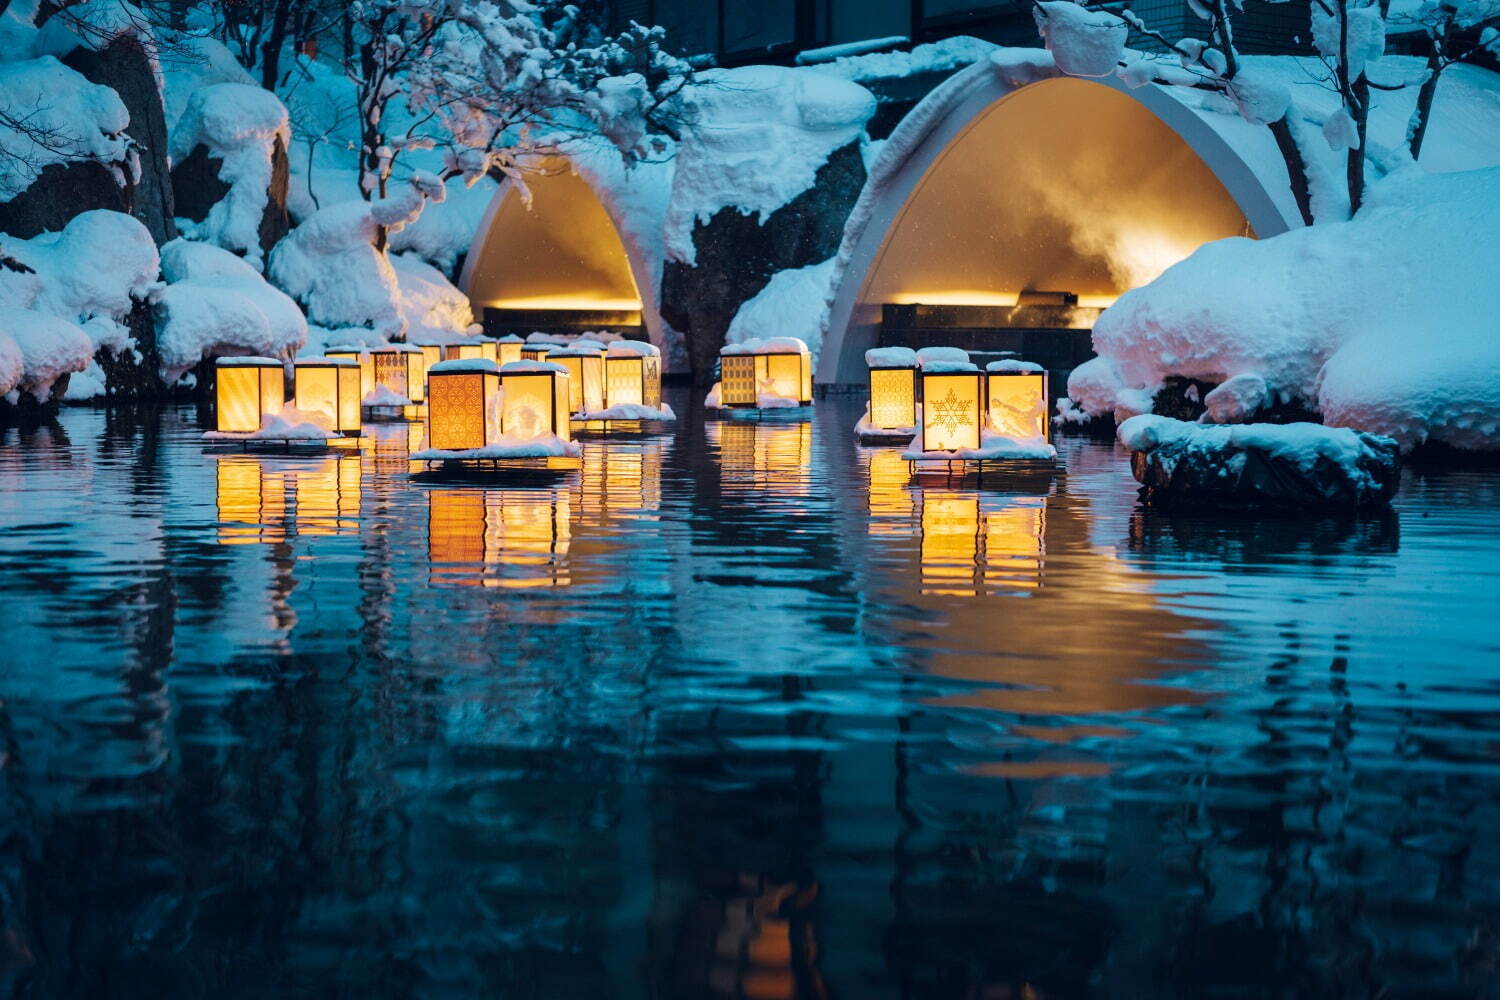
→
(0, 56, 136, 204)
(725, 258, 836, 359)
(664, 65, 876, 266)
(170, 82, 290, 268)
(392, 251, 475, 340)
(1120, 415, 1400, 507)
(1067, 167, 1500, 452)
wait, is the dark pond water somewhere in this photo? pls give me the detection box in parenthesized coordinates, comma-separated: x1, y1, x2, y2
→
(1, 392, 1498, 999)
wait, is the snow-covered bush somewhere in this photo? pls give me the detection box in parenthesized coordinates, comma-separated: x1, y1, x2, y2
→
(170, 82, 290, 268)
(391, 252, 475, 341)
(1065, 166, 1500, 452)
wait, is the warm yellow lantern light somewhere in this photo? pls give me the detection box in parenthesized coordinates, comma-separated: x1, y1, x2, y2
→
(718, 338, 813, 407)
(605, 341, 661, 409)
(215, 357, 284, 433)
(551, 340, 607, 415)
(415, 341, 445, 376)
(920, 366, 984, 452)
(921, 491, 981, 596)
(521, 342, 558, 363)
(865, 346, 918, 431)
(985, 362, 1050, 440)
(443, 339, 495, 364)
(425, 359, 501, 451)
(325, 346, 374, 400)
(370, 344, 425, 402)
(499, 361, 572, 441)
(718, 353, 758, 407)
(216, 456, 285, 544)
(293, 357, 362, 434)
(496, 335, 525, 366)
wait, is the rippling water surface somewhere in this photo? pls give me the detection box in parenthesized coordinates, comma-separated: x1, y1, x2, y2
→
(1, 394, 1498, 999)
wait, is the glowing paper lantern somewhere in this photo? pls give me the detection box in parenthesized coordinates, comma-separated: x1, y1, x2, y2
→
(215, 357, 284, 433)
(368, 344, 425, 403)
(605, 340, 661, 408)
(985, 361, 1050, 440)
(496, 335, 525, 366)
(444, 339, 497, 365)
(718, 338, 813, 407)
(415, 341, 445, 376)
(500, 361, 572, 441)
(425, 359, 501, 451)
(865, 346, 918, 431)
(325, 346, 374, 399)
(521, 342, 559, 363)
(920, 362, 983, 452)
(293, 357, 362, 434)
(551, 340, 607, 415)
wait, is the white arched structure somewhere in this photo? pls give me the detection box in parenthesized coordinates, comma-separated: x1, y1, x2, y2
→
(819, 54, 1304, 385)
(458, 152, 681, 367)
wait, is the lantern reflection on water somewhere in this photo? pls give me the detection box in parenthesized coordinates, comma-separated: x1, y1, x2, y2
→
(985, 362, 1049, 441)
(711, 420, 812, 494)
(919, 491, 1044, 596)
(865, 448, 915, 535)
(293, 357, 362, 434)
(215, 357, 284, 433)
(551, 340, 606, 415)
(579, 439, 663, 521)
(324, 346, 374, 400)
(425, 359, 501, 451)
(604, 340, 661, 409)
(370, 343, 426, 402)
(215, 455, 361, 544)
(427, 488, 571, 588)
(919, 365, 983, 452)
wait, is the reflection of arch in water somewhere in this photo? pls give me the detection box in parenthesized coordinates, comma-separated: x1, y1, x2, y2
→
(458, 153, 673, 357)
(820, 62, 1303, 385)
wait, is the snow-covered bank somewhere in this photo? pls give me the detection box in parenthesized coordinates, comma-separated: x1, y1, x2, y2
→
(1066, 167, 1500, 452)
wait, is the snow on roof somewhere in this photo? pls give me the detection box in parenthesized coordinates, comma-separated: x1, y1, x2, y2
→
(865, 346, 918, 368)
(501, 360, 567, 375)
(607, 340, 660, 358)
(987, 359, 1046, 373)
(371, 343, 421, 353)
(430, 358, 498, 374)
(496, 334, 525, 343)
(664, 64, 876, 266)
(803, 36, 997, 83)
(920, 360, 979, 374)
(552, 338, 607, 356)
(216, 356, 285, 366)
(721, 336, 812, 356)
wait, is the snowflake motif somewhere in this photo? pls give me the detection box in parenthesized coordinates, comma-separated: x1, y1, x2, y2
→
(929, 388, 972, 434)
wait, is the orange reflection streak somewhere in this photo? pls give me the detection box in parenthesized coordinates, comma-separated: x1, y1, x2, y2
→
(216, 455, 362, 544)
(710, 421, 813, 496)
(427, 488, 572, 589)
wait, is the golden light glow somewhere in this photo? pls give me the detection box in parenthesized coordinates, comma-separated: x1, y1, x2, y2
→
(426, 368, 500, 451)
(293, 359, 362, 433)
(920, 371, 983, 452)
(987, 370, 1050, 440)
(868, 366, 916, 430)
(499, 369, 571, 440)
(370, 346, 425, 402)
(711, 421, 812, 495)
(427, 488, 571, 589)
(553, 351, 606, 414)
(497, 338, 524, 366)
(605, 355, 661, 409)
(719, 355, 758, 407)
(719, 350, 813, 407)
(520, 345, 557, 363)
(443, 341, 497, 365)
(215, 360, 283, 433)
(417, 343, 444, 378)
(864, 78, 1252, 311)
(920, 492, 1044, 596)
(865, 448, 915, 536)
(325, 349, 374, 400)
(216, 456, 284, 544)
(465, 155, 644, 316)
(215, 455, 361, 544)
(296, 457, 362, 536)
(579, 441, 663, 521)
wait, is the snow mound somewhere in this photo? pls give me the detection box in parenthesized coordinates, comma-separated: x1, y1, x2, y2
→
(203, 404, 336, 441)
(415, 435, 582, 461)
(0, 308, 94, 402)
(1069, 167, 1500, 451)
(664, 66, 876, 265)
(720, 337, 811, 355)
(160, 36, 258, 130)
(903, 430, 1057, 461)
(579, 402, 676, 421)
(725, 258, 836, 359)
(392, 251, 475, 340)
(1033, 1, 1127, 78)
(0, 56, 134, 203)
(155, 276, 304, 383)
(170, 83, 290, 269)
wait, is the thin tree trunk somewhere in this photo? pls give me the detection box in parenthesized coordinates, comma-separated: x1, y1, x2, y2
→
(259, 0, 294, 90)
(1407, 28, 1447, 161)
(1268, 116, 1316, 226)
(1347, 75, 1368, 215)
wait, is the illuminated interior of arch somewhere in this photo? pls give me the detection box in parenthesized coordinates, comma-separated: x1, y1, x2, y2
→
(864, 77, 1254, 321)
(466, 156, 644, 313)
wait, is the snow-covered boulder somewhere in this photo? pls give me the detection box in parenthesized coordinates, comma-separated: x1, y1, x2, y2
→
(170, 83, 291, 269)
(154, 239, 306, 382)
(1121, 415, 1400, 508)
(1066, 167, 1500, 452)
(392, 252, 475, 341)
(725, 258, 836, 359)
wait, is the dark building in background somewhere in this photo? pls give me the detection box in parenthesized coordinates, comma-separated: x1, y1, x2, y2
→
(608, 0, 1312, 67)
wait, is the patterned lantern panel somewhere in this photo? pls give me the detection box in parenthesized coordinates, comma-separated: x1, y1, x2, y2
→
(426, 369, 499, 451)
(719, 355, 758, 406)
(294, 359, 362, 433)
(216, 360, 283, 433)
(605, 355, 661, 409)
(371, 349, 410, 399)
(868, 367, 917, 430)
(987, 370, 1050, 440)
(920, 371, 983, 452)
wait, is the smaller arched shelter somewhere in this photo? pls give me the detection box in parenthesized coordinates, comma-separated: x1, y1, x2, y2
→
(459, 151, 678, 364)
(819, 50, 1303, 386)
